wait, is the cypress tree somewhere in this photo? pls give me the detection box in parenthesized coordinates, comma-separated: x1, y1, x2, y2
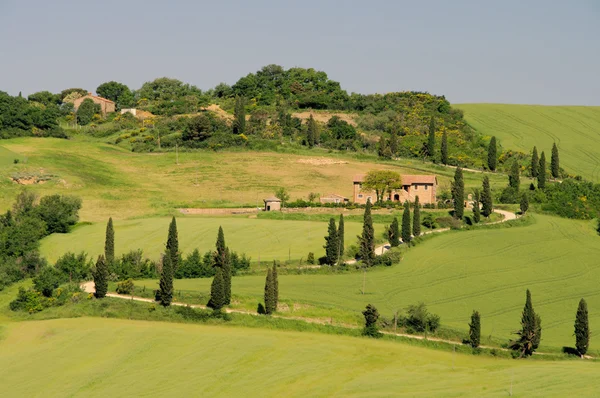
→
(551, 143, 560, 179)
(481, 176, 493, 218)
(362, 304, 381, 338)
(441, 131, 448, 165)
(538, 151, 547, 189)
(472, 189, 481, 223)
(531, 146, 539, 178)
(208, 266, 226, 310)
(533, 313, 542, 351)
(93, 255, 108, 299)
(358, 199, 375, 266)
(487, 136, 497, 171)
(158, 253, 174, 307)
(166, 217, 179, 270)
(468, 310, 481, 348)
(263, 268, 276, 315)
(427, 116, 435, 159)
(324, 218, 339, 266)
(233, 96, 246, 135)
(574, 298, 589, 357)
(401, 201, 412, 245)
(389, 130, 398, 157)
(509, 161, 520, 191)
(338, 214, 345, 259)
(413, 196, 421, 237)
(512, 289, 539, 357)
(520, 192, 529, 214)
(451, 167, 465, 220)
(272, 262, 279, 311)
(214, 226, 231, 305)
(307, 114, 316, 148)
(387, 217, 400, 247)
(104, 217, 114, 265)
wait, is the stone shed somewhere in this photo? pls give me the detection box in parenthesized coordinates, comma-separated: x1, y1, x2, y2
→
(263, 196, 281, 211)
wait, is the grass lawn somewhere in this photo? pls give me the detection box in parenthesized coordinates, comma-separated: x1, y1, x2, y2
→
(456, 104, 600, 182)
(40, 216, 384, 263)
(0, 317, 598, 397)
(133, 214, 600, 352)
(0, 136, 516, 221)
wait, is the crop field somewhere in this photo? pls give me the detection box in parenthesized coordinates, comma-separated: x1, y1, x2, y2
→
(0, 137, 511, 221)
(133, 214, 599, 351)
(40, 216, 383, 263)
(0, 318, 597, 397)
(456, 104, 600, 181)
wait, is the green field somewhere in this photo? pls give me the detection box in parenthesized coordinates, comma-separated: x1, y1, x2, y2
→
(40, 216, 382, 263)
(131, 214, 599, 351)
(0, 317, 597, 397)
(0, 137, 514, 221)
(456, 104, 600, 181)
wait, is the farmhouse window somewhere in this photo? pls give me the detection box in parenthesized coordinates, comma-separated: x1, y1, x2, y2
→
(358, 194, 363, 198)
(424, 185, 428, 190)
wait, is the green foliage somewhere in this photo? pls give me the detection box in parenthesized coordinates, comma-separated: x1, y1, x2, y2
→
(96, 81, 133, 110)
(105, 217, 114, 264)
(337, 214, 345, 258)
(358, 200, 375, 266)
(472, 189, 481, 223)
(520, 193, 529, 214)
(307, 114, 317, 148)
(110, 249, 157, 280)
(0, 91, 64, 138)
(274, 187, 290, 206)
(362, 170, 402, 204)
(76, 98, 101, 126)
(387, 217, 400, 247)
(574, 298, 589, 356)
(487, 137, 497, 171)
(175, 249, 215, 278)
(33, 267, 65, 297)
(538, 152, 547, 189)
(9, 287, 46, 312)
(166, 217, 179, 271)
(551, 143, 560, 179)
(403, 302, 441, 333)
(272, 262, 279, 310)
(233, 96, 246, 135)
(362, 304, 381, 338)
(263, 268, 276, 315)
(307, 252, 315, 264)
(28, 91, 60, 106)
(531, 146, 539, 178)
(541, 179, 600, 219)
(481, 176, 493, 218)
(115, 278, 135, 295)
(213, 226, 232, 304)
(55, 251, 91, 282)
(93, 255, 109, 299)
(323, 218, 339, 266)
(511, 289, 541, 357)
(509, 161, 520, 191)
(413, 197, 421, 237)
(181, 113, 228, 144)
(208, 266, 226, 310)
(441, 130, 448, 165)
(451, 167, 464, 219)
(158, 254, 174, 306)
(136, 77, 206, 116)
(36, 195, 81, 234)
(468, 310, 481, 348)
(426, 116, 435, 159)
(401, 201, 412, 245)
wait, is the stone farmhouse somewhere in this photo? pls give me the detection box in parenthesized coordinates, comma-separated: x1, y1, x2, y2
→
(72, 93, 115, 115)
(353, 174, 438, 204)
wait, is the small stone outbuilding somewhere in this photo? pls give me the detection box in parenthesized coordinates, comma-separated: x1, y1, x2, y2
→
(263, 196, 281, 211)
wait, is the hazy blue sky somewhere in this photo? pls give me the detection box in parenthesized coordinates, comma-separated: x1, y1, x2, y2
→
(1, 0, 598, 105)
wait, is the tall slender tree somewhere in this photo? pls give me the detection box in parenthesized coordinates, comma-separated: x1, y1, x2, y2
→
(272, 262, 279, 311)
(338, 214, 345, 260)
(509, 161, 520, 191)
(387, 217, 400, 247)
(263, 268, 276, 315)
(412, 196, 421, 237)
(487, 136, 497, 171)
(452, 167, 465, 219)
(468, 310, 481, 348)
(481, 176, 493, 218)
(441, 131, 448, 165)
(208, 267, 226, 310)
(362, 304, 381, 338)
(389, 129, 398, 157)
(520, 192, 529, 214)
(104, 217, 114, 265)
(427, 116, 436, 159)
(307, 114, 316, 148)
(538, 151, 547, 189)
(530, 146, 539, 178)
(574, 298, 590, 357)
(158, 253, 174, 307)
(324, 218, 339, 266)
(511, 289, 541, 357)
(214, 226, 231, 305)
(233, 96, 246, 135)
(472, 189, 481, 223)
(166, 217, 179, 270)
(358, 199, 375, 266)
(551, 143, 560, 179)
(401, 201, 412, 245)
(93, 255, 108, 299)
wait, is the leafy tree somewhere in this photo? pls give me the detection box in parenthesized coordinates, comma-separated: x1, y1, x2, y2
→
(33, 267, 65, 297)
(93, 255, 109, 299)
(520, 192, 529, 214)
(207, 266, 226, 310)
(387, 217, 400, 247)
(413, 196, 421, 237)
(362, 170, 402, 204)
(137, 77, 202, 102)
(468, 310, 481, 348)
(472, 189, 481, 223)
(274, 187, 290, 208)
(233, 96, 246, 135)
(166, 217, 179, 271)
(338, 214, 345, 259)
(487, 137, 497, 171)
(481, 176, 493, 218)
(158, 253, 174, 306)
(182, 114, 215, 142)
(427, 116, 435, 159)
(358, 199, 375, 266)
(272, 262, 279, 310)
(451, 167, 465, 219)
(362, 304, 381, 338)
(551, 143, 560, 179)
(404, 302, 441, 333)
(511, 289, 541, 357)
(531, 146, 539, 178)
(307, 114, 317, 148)
(76, 98, 100, 125)
(104, 217, 114, 264)
(36, 194, 82, 234)
(28, 91, 60, 106)
(60, 88, 87, 102)
(574, 298, 589, 357)
(55, 251, 91, 282)
(214, 226, 231, 305)
(441, 131, 448, 165)
(96, 81, 133, 110)
(328, 116, 357, 140)
(323, 218, 339, 266)
(401, 201, 412, 245)
(263, 268, 276, 315)
(538, 151, 547, 189)
(509, 161, 520, 191)
(389, 129, 398, 156)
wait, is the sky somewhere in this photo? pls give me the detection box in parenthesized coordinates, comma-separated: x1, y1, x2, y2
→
(0, 0, 598, 105)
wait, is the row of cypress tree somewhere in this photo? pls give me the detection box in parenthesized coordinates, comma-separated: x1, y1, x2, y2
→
(323, 215, 345, 265)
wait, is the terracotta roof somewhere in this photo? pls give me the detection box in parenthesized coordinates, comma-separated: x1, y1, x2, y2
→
(263, 196, 281, 202)
(80, 94, 115, 104)
(322, 193, 348, 199)
(353, 174, 437, 185)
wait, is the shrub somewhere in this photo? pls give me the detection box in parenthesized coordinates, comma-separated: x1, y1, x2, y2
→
(10, 287, 45, 313)
(362, 304, 382, 338)
(403, 302, 441, 333)
(307, 252, 315, 264)
(33, 267, 66, 297)
(36, 194, 82, 233)
(422, 213, 438, 229)
(54, 251, 91, 282)
(116, 279, 135, 295)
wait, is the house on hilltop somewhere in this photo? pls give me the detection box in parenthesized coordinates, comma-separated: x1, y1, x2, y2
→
(71, 93, 115, 115)
(353, 174, 437, 204)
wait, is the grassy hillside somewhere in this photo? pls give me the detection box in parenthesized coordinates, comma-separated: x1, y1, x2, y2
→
(132, 214, 599, 350)
(0, 137, 514, 221)
(456, 104, 600, 181)
(0, 318, 598, 397)
(40, 216, 381, 263)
